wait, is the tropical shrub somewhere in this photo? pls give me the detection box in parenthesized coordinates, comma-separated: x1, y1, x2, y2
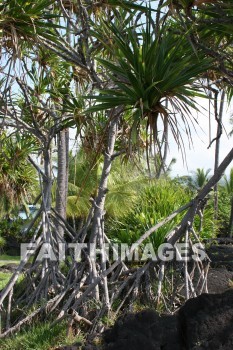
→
(223, 168, 233, 236)
(0, 133, 38, 218)
(107, 179, 191, 250)
(65, 150, 147, 219)
(193, 196, 218, 240)
(107, 178, 220, 252)
(0, 236, 6, 252)
(216, 186, 231, 236)
(0, 218, 34, 253)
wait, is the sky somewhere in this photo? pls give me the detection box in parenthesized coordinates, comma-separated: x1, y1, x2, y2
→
(168, 96, 233, 178)
(69, 95, 233, 178)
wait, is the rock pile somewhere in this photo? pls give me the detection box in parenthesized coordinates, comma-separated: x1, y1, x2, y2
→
(104, 290, 233, 350)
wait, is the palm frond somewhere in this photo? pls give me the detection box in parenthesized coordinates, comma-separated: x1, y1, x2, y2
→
(0, 0, 62, 62)
(85, 19, 213, 161)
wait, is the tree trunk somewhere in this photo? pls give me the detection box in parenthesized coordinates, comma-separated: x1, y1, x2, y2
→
(89, 113, 119, 299)
(90, 115, 119, 243)
(214, 90, 225, 219)
(55, 15, 71, 239)
(55, 128, 69, 238)
(157, 114, 168, 178)
(43, 148, 53, 213)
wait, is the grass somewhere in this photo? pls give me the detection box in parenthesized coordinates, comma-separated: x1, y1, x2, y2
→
(0, 255, 20, 267)
(0, 271, 12, 289)
(0, 255, 20, 289)
(0, 254, 21, 291)
(0, 256, 84, 350)
(0, 321, 84, 350)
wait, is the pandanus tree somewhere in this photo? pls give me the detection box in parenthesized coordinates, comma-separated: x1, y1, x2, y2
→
(174, 0, 233, 221)
(0, 0, 233, 339)
(0, 0, 145, 331)
(86, 19, 213, 166)
(0, 44, 80, 315)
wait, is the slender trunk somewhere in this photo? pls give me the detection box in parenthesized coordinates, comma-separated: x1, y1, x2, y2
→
(90, 115, 119, 243)
(43, 148, 53, 213)
(42, 148, 53, 278)
(214, 90, 225, 219)
(89, 113, 119, 300)
(55, 128, 69, 238)
(54, 15, 70, 238)
(157, 114, 168, 178)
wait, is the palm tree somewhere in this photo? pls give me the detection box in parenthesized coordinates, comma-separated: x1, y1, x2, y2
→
(65, 149, 146, 221)
(224, 168, 233, 237)
(174, 168, 211, 192)
(191, 168, 212, 191)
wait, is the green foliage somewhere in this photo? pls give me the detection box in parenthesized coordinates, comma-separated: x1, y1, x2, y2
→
(66, 150, 146, 219)
(0, 133, 38, 217)
(108, 178, 220, 251)
(86, 15, 212, 156)
(0, 0, 60, 57)
(0, 271, 11, 290)
(191, 168, 211, 190)
(107, 179, 191, 250)
(217, 186, 231, 234)
(224, 168, 233, 197)
(193, 198, 218, 240)
(174, 168, 211, 192)
(196, 0, 233, 41)
(0, 321, 84, 350)
(0, 236, 6, 250)
(223, 168, 233, 236)
(0, 218, 33, 246)
(105, 157, 147, 218)
(87, 21, 210, 113)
